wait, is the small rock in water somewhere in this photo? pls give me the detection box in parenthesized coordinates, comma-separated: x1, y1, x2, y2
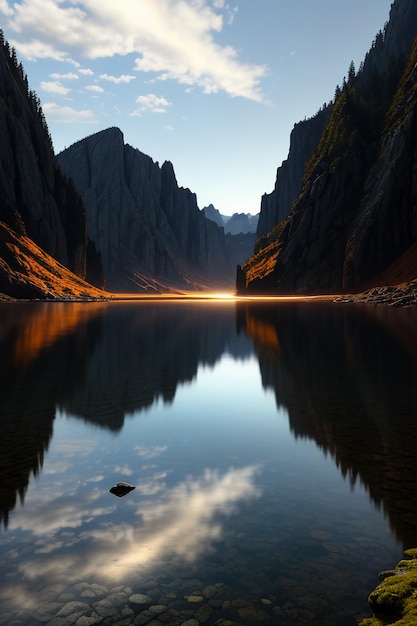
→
(109, 482, 135, 497)
(128, 593, 153, 605)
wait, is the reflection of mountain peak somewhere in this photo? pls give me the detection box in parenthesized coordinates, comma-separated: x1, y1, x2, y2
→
(63, 303, 248, 429)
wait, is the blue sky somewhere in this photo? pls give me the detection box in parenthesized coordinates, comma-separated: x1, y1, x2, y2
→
(1, 0, 393, 216)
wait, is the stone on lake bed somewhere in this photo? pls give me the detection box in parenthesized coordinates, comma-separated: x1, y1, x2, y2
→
(109, 482, 135, 497)
(185, 595, 204, 603)
(128, 593, 152, 605)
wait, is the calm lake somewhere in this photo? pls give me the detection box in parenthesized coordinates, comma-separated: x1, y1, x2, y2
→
(1, 298, 417, 626)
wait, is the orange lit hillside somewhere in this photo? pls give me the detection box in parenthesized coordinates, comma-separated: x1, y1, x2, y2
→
(0, 221, 111, 300)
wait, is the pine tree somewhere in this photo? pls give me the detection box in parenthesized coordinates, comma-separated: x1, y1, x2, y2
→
(348, 60, 356, 83)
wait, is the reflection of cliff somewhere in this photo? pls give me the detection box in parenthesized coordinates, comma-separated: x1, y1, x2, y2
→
(237, 301, 417, 547)
(62, 302, 252, 428)
(0, 301, 252, 526)
(0, 303, 105, 528)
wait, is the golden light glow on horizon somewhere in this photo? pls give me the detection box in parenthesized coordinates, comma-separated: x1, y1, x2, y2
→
(112, 292, 337, 302)
(205, 292, 235, 299)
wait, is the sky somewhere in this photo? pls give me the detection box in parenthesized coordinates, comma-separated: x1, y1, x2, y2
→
(0, 0, 394, 216)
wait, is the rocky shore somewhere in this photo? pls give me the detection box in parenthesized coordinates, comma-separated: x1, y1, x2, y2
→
(336, 281, 417, 307)
(360, 549, 417, 626)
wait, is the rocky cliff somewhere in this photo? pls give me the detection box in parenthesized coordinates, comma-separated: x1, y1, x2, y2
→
(256, 107, 332, 238)
(58, 128, 239, 292)
(238, 0, 417, 295)
(0, 30, 103, 298)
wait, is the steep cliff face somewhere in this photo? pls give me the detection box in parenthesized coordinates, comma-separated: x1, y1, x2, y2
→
(257, 107, 332, 238)
(58, 128, 236, 292)
(0, 31, 102, 290)
(238, 0, 417, 295)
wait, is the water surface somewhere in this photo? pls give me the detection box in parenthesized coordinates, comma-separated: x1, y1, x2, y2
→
(1, 299, 417, 625)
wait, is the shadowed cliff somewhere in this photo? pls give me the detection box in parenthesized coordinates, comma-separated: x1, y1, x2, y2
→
(238, 0, 417, 295)
(58, 129, 245, 293)
(0, 30, 105, 299)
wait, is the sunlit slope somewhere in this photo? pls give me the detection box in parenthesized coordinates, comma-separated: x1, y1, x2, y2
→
(0, 221, 110, 300)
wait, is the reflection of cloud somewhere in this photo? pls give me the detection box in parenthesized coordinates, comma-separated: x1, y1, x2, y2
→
(130, 466, 261, 567)
(135, 444, 167, 459)
(6, 465, 260, 597)
(113, 465, 133, 476)
(85, 475, 104, 483)
(135, 471, 168, 496)
(43, 461, 71, 475)
(54, 437, 98, 458)
(11, 499, 115, 536)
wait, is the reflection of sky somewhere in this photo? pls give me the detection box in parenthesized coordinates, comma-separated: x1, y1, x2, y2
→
(2, 457, 260, 610)
(0, 351, 401, 618)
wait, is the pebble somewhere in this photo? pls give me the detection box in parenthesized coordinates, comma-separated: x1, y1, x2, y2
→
(0, 518, 399, 626)
(129, 593, 153, 605)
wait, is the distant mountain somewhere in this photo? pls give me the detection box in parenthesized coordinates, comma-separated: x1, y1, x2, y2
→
(203, 204, 224, 228)
(238, 0, 417, 295)
(58, 129, 251, 292)
(0, 30, 105, 300)
(203, 204, 259, 235)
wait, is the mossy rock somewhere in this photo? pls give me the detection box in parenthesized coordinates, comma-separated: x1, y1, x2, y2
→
(360, 552, 417, 626)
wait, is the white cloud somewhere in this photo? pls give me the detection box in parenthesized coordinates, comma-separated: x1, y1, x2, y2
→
(100, 73, 135, 84)
(7, 37, 73, 63)
(131, 93, 171, 115)
(1, 0, 267, 101)
(0, 0, 13, 16)
(42, 102, 96, 123)
(85, 84, 104, 93)
(40, 80, 71, 95)
(79, 68, 94, 76)
(50, 72, 79, 80)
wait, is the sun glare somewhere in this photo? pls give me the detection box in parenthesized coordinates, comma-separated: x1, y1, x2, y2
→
(209, 292, 236, 300)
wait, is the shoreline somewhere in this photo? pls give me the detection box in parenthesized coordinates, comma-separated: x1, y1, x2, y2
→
(1, 280, 417, 306)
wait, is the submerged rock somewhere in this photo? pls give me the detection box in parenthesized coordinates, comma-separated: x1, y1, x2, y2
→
(109, 482, 135, 497)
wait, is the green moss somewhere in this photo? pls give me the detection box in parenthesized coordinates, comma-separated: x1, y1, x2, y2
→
(403, 549, 417, 559)
(360, 552, 417, 626)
